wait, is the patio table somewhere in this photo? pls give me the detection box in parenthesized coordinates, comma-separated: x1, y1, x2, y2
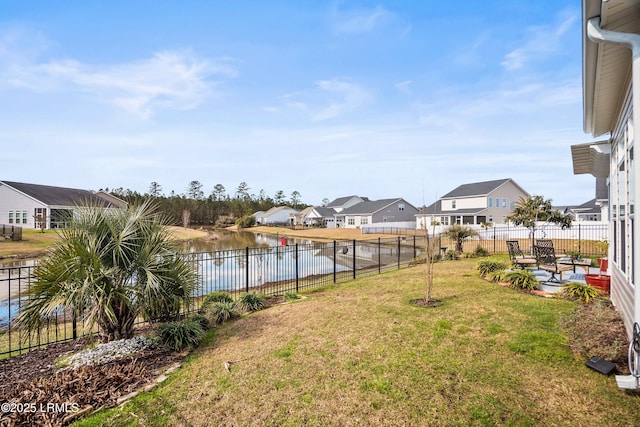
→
(557, 258, 591, 274)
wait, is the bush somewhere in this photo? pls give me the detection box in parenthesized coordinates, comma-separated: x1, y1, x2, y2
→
(284, 292, 300, 301)
(477, 260, 508, 277)
(561, 282, 598, 303)
(236, 214, 256, 228)
(238, 291, 267, 312)
(207, 300, 239, 324)
(202, 291, 234, 310)
(188, 313, 210, 330)
(488, 270, 507, 283)
(505, 269, 538, 290)
(473, 246, 490, 257)
(444, 250, 459, 261)
(156, 319, 205, 351)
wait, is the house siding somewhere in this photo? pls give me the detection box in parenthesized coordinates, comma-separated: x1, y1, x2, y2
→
(371, 201, 418, 224)
(0, 184, 47, 229)
(608, 80, 634, 338)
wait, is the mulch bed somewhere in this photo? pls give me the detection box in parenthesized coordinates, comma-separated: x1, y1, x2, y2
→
(0, 338, 185, 426)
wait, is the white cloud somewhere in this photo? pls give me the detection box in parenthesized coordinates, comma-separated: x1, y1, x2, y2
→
(282, 78, 371, 121)
(395, 80, 412, 96)
(501, 11, 577, 71)
(0, 36, 236, 119)
(330, 5, 391, 35)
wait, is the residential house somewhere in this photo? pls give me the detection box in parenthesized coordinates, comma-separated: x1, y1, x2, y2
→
(325, 195, 369, 228)
(256, 206, 298, 225)
(294, 206, 337, 227)
(416, 178, 529, 229)
(0, 180, 127, 230)
(577, 0, 640, 343)
(335, 198, 419, 229)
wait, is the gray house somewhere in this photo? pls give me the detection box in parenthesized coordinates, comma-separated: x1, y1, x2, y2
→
(417, 178, 529, 228)
(335, 198, 419, 229)
(0, 180, 127, 230)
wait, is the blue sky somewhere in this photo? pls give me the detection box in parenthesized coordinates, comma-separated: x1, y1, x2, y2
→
(0, 1, 596, 207)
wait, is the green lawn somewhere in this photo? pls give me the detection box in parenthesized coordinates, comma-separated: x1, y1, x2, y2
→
(75, 258, 640, 426)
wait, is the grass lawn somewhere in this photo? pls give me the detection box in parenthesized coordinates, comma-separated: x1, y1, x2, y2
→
(74, 257, 640, 426)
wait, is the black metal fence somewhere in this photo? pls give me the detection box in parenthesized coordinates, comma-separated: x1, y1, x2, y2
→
(0, 225, 22, 241)
(0, 237, 423, 358)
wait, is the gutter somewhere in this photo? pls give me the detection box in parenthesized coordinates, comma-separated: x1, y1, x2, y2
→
(586, 16, 640, 390)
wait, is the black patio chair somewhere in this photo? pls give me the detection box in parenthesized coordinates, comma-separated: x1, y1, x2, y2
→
(506, 240, 537, 269)
(534, 244, 574, 283)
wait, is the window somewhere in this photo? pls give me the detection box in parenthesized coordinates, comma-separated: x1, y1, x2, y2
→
(510, 201, 515, 210)
(361, 218, 368, 225)
(22, 211, 27, 224)
(348, 218, 355, 225)
(488, 198, 493, 208)
(452, 200, 456, 209)
(398, 203, 405, 211)
(495, 198, 500, 208)
(502, 198, 507, 208)
(8, 211, 13, 224)
(440, 216, 450, 225)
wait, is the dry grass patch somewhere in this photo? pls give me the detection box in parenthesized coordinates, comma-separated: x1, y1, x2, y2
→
(77, 259, 640, 426)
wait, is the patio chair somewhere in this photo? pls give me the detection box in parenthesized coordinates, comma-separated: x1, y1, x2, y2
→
(506, 240, 537, 269)
(534, 244, 574, 283)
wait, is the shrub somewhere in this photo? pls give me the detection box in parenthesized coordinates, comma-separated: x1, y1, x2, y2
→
(284, 291, 300, 301)
(202, 291, 234, 310)
(477, 260, 508, 277)
(188, 313, 210, 330)
(444, 250, 459, 261)
(561, 282, 598, 303)
(156, 319, 205, 351)
(488, 270, 507, 283)
(238, 291, 267, 312)
(207, 300, 239, 324)
(505, 269, 538, 290)
(235, 214, 256, 228)
(472, 246, 490, 257)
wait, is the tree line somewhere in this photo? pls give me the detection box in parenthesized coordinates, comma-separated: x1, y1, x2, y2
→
(101, 181, 307, 227)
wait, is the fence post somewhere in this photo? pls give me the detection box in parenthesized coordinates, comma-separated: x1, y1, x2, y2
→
(378, 237, 381, 274)
(245, 246, 249, 293)
(397, 236, 401, 269)
(295, 243, 299, 293)
(352, 239, 356, 279)
(72, 309, 77, 340)
(333, 240, 338, 283)
(413, 235, 416, 259)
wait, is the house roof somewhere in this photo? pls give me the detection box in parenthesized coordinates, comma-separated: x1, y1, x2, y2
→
(338, 198, 412, 215)
(326, 195, 368, 208)
(583, 0, 640, 136)
(441, 178, 525, 199)
(570, 198, 600, 215)
(419, 200, 487, 216)
(261, 206, 298, 218)
(313, 206, 337, 217)
(0, 181, 121, 207)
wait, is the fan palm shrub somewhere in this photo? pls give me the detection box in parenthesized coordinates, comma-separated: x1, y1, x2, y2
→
(16, 201, 198, 343)
(207, 300, 239, 324)
(505, 269, 539, 290)
(238, 291, 267, 312)
(443, 224, 479, 253)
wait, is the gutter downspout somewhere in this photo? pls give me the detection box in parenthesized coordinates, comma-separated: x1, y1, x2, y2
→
(587, 16, 640, 389)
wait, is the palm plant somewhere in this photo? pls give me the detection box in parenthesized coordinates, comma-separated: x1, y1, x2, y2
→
(16, 201, 198, 343)
(443, 224, 478, 253)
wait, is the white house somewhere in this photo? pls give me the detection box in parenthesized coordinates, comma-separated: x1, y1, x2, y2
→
(335, 198, 419, 229)
(325, 195, 369, 228)
(0, 180, 127, 230)
(256, 206, 298, 225)
(416, 178, 529, 229)
(577, 0, 640, 356)
(294, 206, 337, 227)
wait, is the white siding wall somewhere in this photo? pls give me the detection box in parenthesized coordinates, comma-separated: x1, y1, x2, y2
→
(0, 185, 46, 229)
(609, 82, 635, 338)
